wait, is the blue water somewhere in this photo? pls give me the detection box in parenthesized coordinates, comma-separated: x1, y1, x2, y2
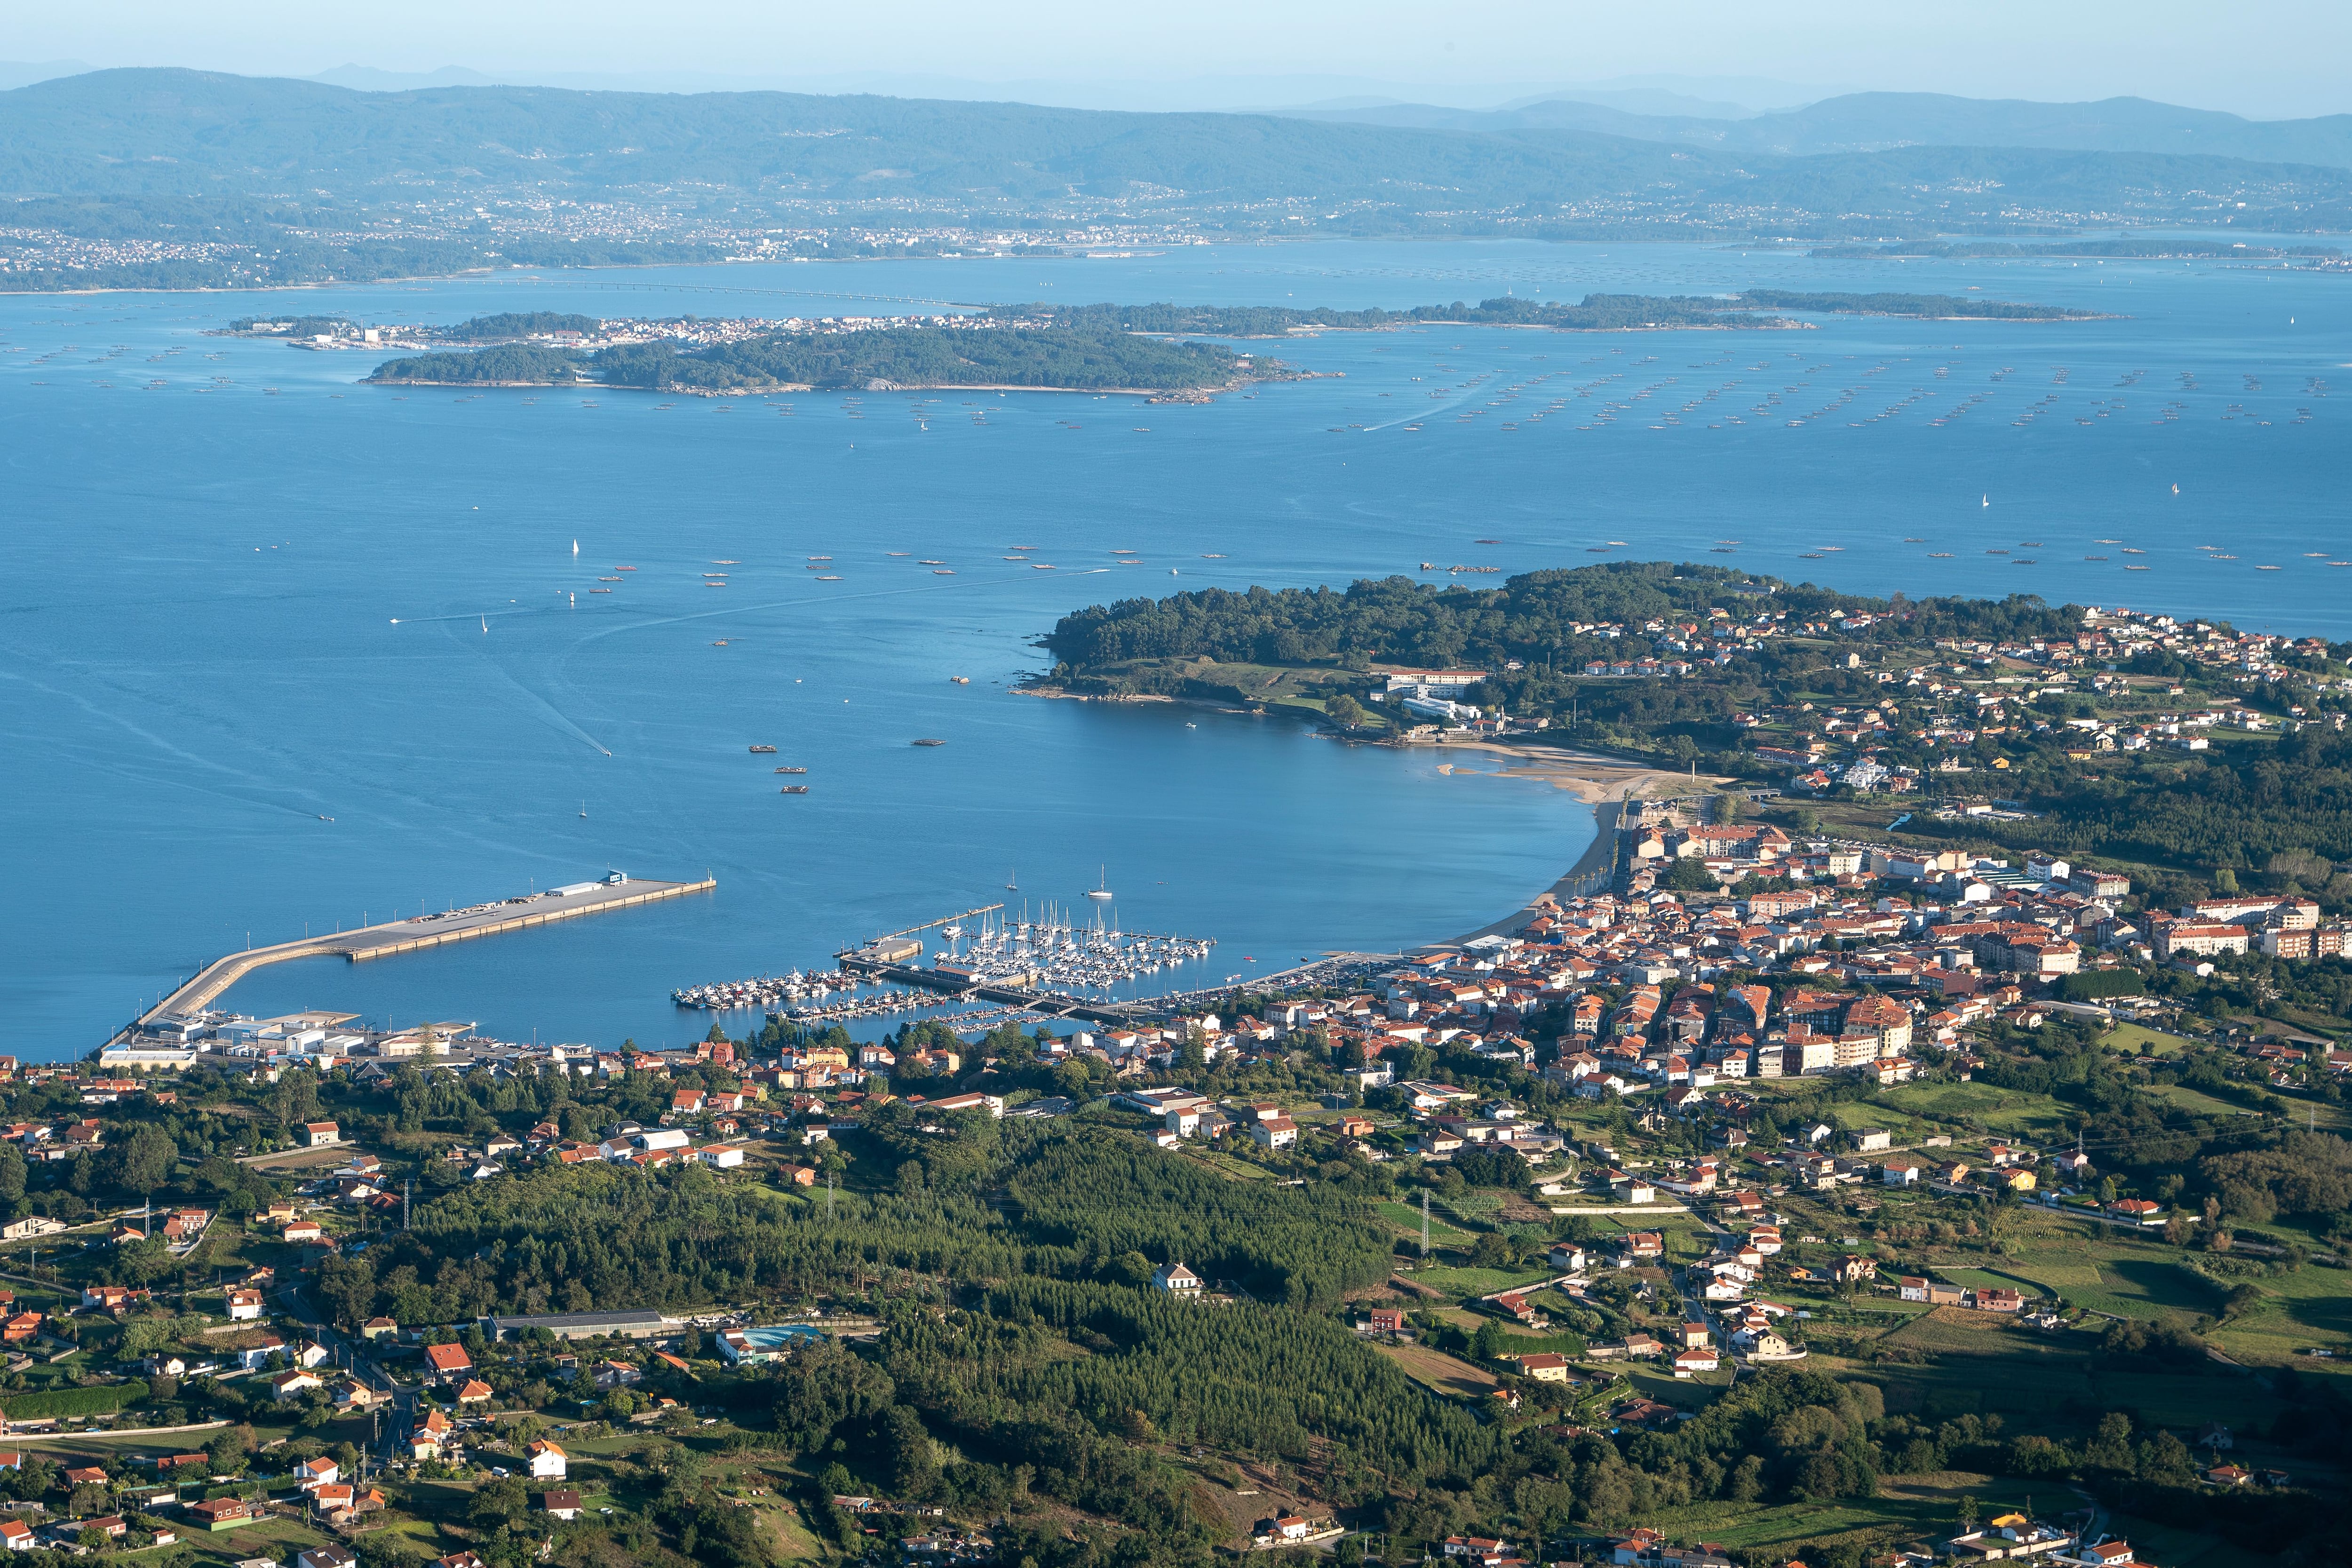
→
(4, 238, 2347, 1054)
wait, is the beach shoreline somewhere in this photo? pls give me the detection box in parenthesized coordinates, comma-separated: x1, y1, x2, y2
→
(1422, 739, 1729, 947)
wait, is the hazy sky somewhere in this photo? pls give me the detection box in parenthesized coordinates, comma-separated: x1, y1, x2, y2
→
(14, 0, 2350, 117)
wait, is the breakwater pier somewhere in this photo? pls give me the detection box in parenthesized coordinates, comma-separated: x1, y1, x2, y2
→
(125, 873, 716, 1035)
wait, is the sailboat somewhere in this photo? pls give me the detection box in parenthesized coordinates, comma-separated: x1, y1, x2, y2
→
(1087, 865, 1114, 902)
(580, 801, 588, 820)
(1005, 868, 1018, 891)
(1980, 494, 1988, 508)
(480, 614, 488, 634)
(572, 539, 579, 557)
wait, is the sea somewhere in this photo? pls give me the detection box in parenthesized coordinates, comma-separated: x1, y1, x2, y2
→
(4, 236, 2348, 1057)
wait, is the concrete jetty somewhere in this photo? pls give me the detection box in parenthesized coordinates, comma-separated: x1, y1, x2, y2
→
(133, 874, 716, 1029)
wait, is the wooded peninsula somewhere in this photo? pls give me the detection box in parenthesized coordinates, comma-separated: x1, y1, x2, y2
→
(1046, 561, 2352, 910)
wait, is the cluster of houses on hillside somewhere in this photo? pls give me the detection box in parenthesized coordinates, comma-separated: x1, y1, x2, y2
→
(1722, 602, 2347, 800)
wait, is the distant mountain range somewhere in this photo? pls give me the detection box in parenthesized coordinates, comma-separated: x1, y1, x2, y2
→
(1280, 90, 2352, 170)
(0, 68, 2345, 292)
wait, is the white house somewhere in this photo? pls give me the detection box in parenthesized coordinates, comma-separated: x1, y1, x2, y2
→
(526, 1441, 567, 1480)
(1248, 1116, 1298, 1151)
(272, 1369, 326, 1402)
(1152, 1262, 1202, 1296)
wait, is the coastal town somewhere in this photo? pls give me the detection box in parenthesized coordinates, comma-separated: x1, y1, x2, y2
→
(49, 748, 2344, 1568)
(33, 553, 2351, 1568)
(12, 7, 2352, 1563)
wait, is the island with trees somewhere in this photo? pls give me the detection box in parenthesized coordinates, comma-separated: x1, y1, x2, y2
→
(363, 320, 1273, 394)
(354, 287, 2100, 392)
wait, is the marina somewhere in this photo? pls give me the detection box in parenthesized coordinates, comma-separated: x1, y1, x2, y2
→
(671, 967, 868, 1011)
(675, 904, 1221, 1027)
(926, 905, 1216, 992)
(829, 905, 1222, 1024)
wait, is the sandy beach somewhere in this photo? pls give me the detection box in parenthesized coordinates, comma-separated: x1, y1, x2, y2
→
(1420, 739, 1731, 947)
(1422, 737, 1720, 805)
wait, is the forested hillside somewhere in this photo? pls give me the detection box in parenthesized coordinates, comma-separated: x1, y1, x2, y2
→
(593, 327, 1247, 392)
(1043, 564, 1845, 670)
(313, 1122, 1389, 1324)
(368, 344, 585, 383)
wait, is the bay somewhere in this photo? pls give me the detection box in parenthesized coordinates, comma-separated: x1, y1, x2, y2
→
(3, 237, 2345, 1055)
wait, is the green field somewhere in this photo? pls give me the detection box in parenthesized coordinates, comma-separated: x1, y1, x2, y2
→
(1866, 1310, 2288, 1432)
(1375, 1201, 1476, 1247)
(1868, 1080, 2075, 1137)
(1181, 1147, 1275, 1181)
(1406, 1264, 1559, 1298)
(2202, 1264, 2352, 1362)
(1636, 1470, 2054, 1555)
(2147, 1082, 2264, 1118)
(2105, 1021, 2194, 1056)
(1998, 1242, 2224, 1322)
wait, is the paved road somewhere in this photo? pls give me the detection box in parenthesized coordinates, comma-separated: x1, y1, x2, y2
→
(276, 1284, 412, 1468)
(234, 1145, 351, 1169)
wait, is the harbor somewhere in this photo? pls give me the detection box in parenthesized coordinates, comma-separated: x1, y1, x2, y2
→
(672, 901, 1219, 1028)
(122, 873, 717, 1041)
(665, 895, 1422, 1034)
